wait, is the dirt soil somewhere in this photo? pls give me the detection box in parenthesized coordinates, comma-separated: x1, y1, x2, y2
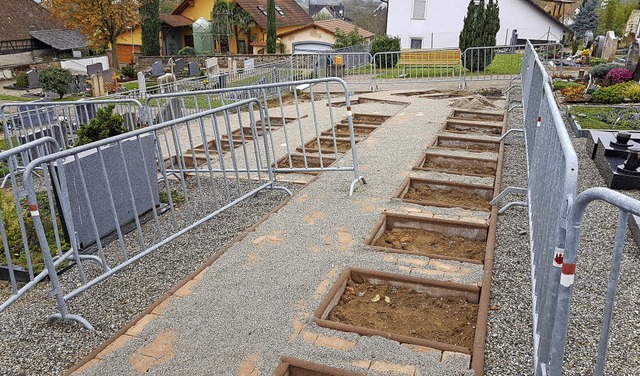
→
(446, 124, 501, 136)
(328, 279, 478, 349)
(324, 126, 375, 138)
(374, 228, 485, 261)
(404, 186, 490, 210)
(450, 95, 497, 110)
(277, 157, 333, 169)
(439, 141, 498, 152)
(423, 160, 496, 176)
(313, 140, 352, 153)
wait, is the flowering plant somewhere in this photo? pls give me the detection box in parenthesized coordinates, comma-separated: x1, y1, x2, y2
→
(605, 68, 633, 84)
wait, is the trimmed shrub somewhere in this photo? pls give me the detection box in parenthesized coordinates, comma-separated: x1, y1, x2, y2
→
(39, 67, 72, 99)
(590, 63, 623, 79)
(592, 82, 631, 103)
(178, 46, 196, 56)
(370, 35, 401, 68)
(589, 57, 607, 66)
(622, 83, 640, 102)
(15, 72, 28, 88)
(605, 68, 633, 84)
(75, 105, 128, 146)
(121, 65, 136, 79)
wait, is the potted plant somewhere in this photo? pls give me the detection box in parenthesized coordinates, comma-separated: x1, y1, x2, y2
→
(55, 105, 159, 249)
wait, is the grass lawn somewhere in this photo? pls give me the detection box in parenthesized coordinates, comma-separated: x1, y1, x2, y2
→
(568, 106, 640, 131)
(0, 94, 36, 102)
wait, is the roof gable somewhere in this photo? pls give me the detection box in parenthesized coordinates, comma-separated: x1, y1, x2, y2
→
(0, 0, 65, 42)
(235, 0, 312, 29)
(522, 0, 573, 32)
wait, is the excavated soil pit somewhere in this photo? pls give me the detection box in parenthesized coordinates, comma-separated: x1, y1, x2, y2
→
(396, 177, 493, 211)
(414, 152, 498, 177)
(230, 125, 282, 140)
(297, 137, 353, 154)
(449, 109, 505, 123)
(274, 357, 365, 376)
(391, 90, 443, 97)
(340, 113, 390, 126)
(315, 268, 480, 355)
(366, 213, 487, 263)
(444, 119, 504, 136)
(433, 135, 500, 153)
(256, 115, 306, 127)
(321, 124, 377, 138)
(330, 97, 408, 107)
(275, 154, 336, 174)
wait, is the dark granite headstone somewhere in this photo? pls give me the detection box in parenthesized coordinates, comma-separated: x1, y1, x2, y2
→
(188, 62, 199, 76)
(174, 58, 185, 75)
(86, 63, 103, 77)
(26, 70, 39, 89)
(151, 61, 164, 77)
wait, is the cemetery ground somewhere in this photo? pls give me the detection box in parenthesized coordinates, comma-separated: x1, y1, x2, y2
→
(1, 81, 640, 376)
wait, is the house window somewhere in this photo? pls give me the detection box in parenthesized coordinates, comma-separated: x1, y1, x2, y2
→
(257, 5, 267, 15)
(410, 38, 422, 49)
(275, 5, 285, 16)
(412, 0, 426, 19)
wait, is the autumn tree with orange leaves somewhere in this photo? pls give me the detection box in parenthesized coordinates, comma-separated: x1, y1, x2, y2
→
(42, 0, 139, 69)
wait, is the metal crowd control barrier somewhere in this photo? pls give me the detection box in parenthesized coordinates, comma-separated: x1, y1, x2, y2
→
(490, 40, 578, 375)
(0, 137, 65, 313)
(372, 48, 463, 89)
(549, 187, 640, 376)
(462, 42, 564, 86)
(290, 52, 374, 88)
(19, 98, 286, 329)
(1, 99, 147, 150)
(145, 77, 366, 196)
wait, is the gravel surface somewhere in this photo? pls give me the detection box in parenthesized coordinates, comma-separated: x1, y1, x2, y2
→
(484, 88, 640, 375)
(0, 180, 300, 376)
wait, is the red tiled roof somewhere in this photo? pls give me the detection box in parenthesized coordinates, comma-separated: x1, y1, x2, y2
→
(160, 14, 194, 27)
(235, 0, 312, 29)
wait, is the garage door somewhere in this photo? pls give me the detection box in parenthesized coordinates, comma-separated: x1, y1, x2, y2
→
(293, 42, 333, 54)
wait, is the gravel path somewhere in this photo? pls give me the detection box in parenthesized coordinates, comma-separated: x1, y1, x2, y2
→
(0, 181, 300, 376)
(484, 88, 640, 375)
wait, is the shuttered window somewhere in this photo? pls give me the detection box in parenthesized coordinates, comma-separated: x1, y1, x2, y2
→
(412, 0, 427, 19)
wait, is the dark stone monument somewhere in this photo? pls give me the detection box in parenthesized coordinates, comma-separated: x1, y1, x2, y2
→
(86, 63, 103, 77)
(584, 30, 594, 49)
(591, 130, 640, 189)
(26, 70, 39, 89)
(151, 61, 164, 77)
(100, 68, 116, 84)
(174, 58, 185, 75)
(188, 62, 199, 77)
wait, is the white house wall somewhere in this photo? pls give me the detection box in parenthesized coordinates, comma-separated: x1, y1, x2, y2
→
(386, 0, 565, 49)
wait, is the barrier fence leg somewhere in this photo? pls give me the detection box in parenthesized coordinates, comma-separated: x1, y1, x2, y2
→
(491, 186, 528, 214)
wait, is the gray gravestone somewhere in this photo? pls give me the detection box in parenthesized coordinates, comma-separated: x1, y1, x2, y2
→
(602, 31, 617, 62)
(100, 68, 116, 84)
(174, 59, 185, 75)
(59, 134, 159, 248)
(585, 31, 594, 49)
(244, 58, 255, 74)
(137, 71, 147, 97)
(626, 39, 640, 72)
(86, 63, 102, 77)
(593, 35, 605, 58)
(151, 61, 164, 77)
(26, 70, 39, 89)
(188, 62, 199, 76)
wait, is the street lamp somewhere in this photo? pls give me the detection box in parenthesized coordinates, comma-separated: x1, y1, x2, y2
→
(126, 26, 134, 64)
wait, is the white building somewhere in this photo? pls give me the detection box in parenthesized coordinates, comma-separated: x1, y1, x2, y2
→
(386, 0, 570, 49)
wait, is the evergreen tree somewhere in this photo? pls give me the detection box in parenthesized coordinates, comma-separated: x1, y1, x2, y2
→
(266, 0, 277, 53)
(572, 0, 598, 38)
(459, 0, 500, 71)
(140, 0, 161, 56)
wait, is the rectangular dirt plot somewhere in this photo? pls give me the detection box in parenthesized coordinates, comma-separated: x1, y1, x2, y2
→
(449, 109, 505, 123)
(396, 177, 493, 211)
(321, 124, 377, 138)
(275, 154, 336, 174)
(444, 119, 503, 136)
(256, 116, 298, 127)
(341, 113, 390, 126)
(297, 137, 353, 154)
(274, 357, 365, 376)
(366, 213, 487, 263)
(315, 268, 480, 355)
(433, 135, 500, 153)
(415, 152, 498, 177)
